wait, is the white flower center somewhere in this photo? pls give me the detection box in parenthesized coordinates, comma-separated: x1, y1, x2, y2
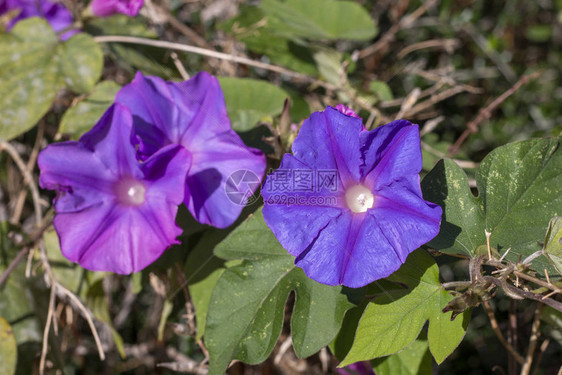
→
(345, 185, 374, 213)
(115, 178, 146, 206)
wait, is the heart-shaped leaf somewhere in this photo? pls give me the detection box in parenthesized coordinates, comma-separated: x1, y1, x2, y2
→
(0, 18, 103, 140)
(422, 138, 561, 274)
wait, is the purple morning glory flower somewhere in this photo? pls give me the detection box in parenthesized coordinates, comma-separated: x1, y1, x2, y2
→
(337, 362, 374, 375)
(115, 71, 266, 229)
(89, 0, 143, 17)
(0, 0, 78, 40)
(261, 106, 442, 288)
(38, 104, 191, 274)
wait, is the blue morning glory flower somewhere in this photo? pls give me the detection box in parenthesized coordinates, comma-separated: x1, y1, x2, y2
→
(115, 71, 266, 228)
(38, 104, 191, 274)
(261, 106, 442, 288)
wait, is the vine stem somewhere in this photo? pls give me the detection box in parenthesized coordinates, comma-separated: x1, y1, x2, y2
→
(483, 300, 525, 365)
(0, 139, 42, 227)
(521, 304, 544, 375)
(93, 35, 338, 91)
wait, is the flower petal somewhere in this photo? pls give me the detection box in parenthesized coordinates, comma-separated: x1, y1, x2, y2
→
(262, 153, 345, 262)
(90, 0, 143, 17)
(116, 72, 266, 228)
(53, 142, 190, 274)
(79, 103, 142, 179)
(38, 141, 115, 212)
(291, 106, 363, 188)
(115, 71, 231, 156)
(173, 72, 234, 145)
(184, 138, 265, 228)
(263, 203, 343, 257)
(360, 120, 422, 190)
(339, 213, 407, 287)
(2, 0, 77, 39)
(55, 200, 181, 274)
(114, 72, 177, 156)
(142, 144, 191, 206)
(297, 209, 418, 287)
(293, 211, 358, 286)
(368, 176, 442, 262)
(262, 154, 344, 207)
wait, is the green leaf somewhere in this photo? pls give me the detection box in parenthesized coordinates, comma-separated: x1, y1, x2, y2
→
(313, 48, 344, 86)
(86, 14, 175, 77)
(422, 138, 562, 275)
(541, 305, 562, 330)
(0, 262, 42, 344)
(525, 25, 552, 42)
(158, 299, 174, 341)
(371, 339, 432, 375)
(59, 81, 121, 139)
(369, 80, 394, 101)
(261, 0, 377, 41)
(218, 77, 288, 131)
(0, 316, 16, 375)
(87, 14, 158, 38)
(0, 18, 103, 140)
(59, 33, 103, 94)
(205, 208, 354, 375)
(0, 18, 59, 140)
(330, 279, 402, 361)
(341, 250, 469, 366)
(220, 6, 318, 75)
(544, 216, 562, 275)
(330, 301, 368, 361)
(186, 231, 226, 341)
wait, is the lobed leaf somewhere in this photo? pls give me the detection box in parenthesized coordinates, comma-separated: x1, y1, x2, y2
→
(205, 208, 354, 375)
(341, 250, 469, 366)
(186, 231, 227, 341)
(371, 339, 432, 375)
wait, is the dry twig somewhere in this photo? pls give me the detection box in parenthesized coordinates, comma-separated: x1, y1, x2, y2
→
(93, 35, 339, 91)
(449, 71, 542, 155)
(358, 0, 439, 59)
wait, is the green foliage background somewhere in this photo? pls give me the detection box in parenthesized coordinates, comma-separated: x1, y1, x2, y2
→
(0, 0, 561, 374)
